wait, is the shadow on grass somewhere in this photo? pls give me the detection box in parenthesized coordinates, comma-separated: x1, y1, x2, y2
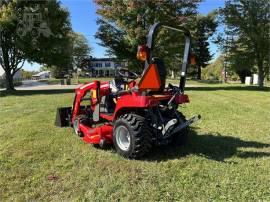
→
(185, 85, 270, 92)
(196, 80, 221, 84)
(0, 89, 75, 97)
(145, 130, 270, 162)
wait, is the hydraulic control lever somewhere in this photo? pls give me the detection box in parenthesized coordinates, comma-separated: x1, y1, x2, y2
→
(167, 83, 182, 106)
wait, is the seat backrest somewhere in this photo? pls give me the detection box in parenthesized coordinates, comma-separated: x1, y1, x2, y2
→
(138, 58, 167, 92)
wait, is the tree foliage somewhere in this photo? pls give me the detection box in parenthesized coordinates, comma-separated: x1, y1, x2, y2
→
(70, 32, 92, 70)
(219, 0, 270, 87)
(95, 0, 202, 71)
(229, 46, 255, 83)
(201, 55, 224, 80)
(0, 0, 72, 90)
(38, 33, 92, 78)
(192, 11, 217, 79)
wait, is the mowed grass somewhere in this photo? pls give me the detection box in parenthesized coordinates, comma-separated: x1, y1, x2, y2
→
(0, 83, 270, 201)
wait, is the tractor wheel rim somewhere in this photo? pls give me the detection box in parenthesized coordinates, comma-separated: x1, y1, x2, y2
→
(116, 126, 130, 151)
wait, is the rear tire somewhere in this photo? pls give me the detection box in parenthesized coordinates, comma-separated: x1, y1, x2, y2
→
(113, 114, 152, 159)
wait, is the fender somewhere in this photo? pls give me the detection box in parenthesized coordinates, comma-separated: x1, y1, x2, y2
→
(112, 92, 189, 120)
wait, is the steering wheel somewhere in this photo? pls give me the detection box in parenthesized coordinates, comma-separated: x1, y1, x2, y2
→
(117, 68, 139, 80)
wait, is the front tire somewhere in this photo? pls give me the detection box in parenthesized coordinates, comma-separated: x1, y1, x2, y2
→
(113, 114, 152, 159)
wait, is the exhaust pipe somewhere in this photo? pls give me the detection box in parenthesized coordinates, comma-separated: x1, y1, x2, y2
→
(172, 114, 201, 134)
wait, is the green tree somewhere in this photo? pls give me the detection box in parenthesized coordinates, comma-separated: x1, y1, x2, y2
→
(21, 69, 38, 80)
(227, 44, 255, 83)
(39, 33, 92, 78)
(220, 0, 270, 87)
(70, 32, 92, 70)
(202, 55, 224, 80)
(0, 0, 72, 90)
(193, 12, 217, 80)
(95, 0, 202, 71)
(220, 25, 265, 84)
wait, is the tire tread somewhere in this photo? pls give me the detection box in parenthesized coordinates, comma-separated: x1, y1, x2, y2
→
(113, 113, 153, 159)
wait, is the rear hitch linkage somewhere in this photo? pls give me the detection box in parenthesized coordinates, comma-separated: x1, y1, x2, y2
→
(172, 114, 201, 134)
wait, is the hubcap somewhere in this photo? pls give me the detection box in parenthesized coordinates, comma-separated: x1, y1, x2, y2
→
(115, 126, 131, 151)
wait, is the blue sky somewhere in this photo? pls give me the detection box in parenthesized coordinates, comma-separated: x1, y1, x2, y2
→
(24, 0, 224, 71)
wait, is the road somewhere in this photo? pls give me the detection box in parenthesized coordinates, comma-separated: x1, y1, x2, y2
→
(16, 80, 79, 90)
(1, 79, 196, 91)
(0, 80, 79, 91)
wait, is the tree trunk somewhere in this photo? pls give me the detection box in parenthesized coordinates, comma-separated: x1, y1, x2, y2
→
(257, 58, 264, 88)
(5, 70, 15, 91)
(258, 70, 265, 88)
(197, 66, 201, 80)
(171, 70, 175, 79)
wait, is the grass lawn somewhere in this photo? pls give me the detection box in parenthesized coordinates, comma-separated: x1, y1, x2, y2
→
(0, 83, 269, 201)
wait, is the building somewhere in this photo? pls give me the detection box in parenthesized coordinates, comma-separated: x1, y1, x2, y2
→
(87, 58, 127, 77)
(32, 71, 51, 80)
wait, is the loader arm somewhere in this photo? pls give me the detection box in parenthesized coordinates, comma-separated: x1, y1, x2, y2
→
(71, 81, 98, 122)
(71, 81, 111, 123)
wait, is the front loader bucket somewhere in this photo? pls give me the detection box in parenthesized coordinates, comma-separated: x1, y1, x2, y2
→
(55, 107, 72, 127)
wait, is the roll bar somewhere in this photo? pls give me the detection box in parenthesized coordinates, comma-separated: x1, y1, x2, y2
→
(145, 22, 191, 93)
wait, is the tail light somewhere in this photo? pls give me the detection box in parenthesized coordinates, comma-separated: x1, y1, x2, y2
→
(137, 45, 149, 61)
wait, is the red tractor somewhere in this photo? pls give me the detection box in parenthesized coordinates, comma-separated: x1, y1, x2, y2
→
(56, 23, 201, 159)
